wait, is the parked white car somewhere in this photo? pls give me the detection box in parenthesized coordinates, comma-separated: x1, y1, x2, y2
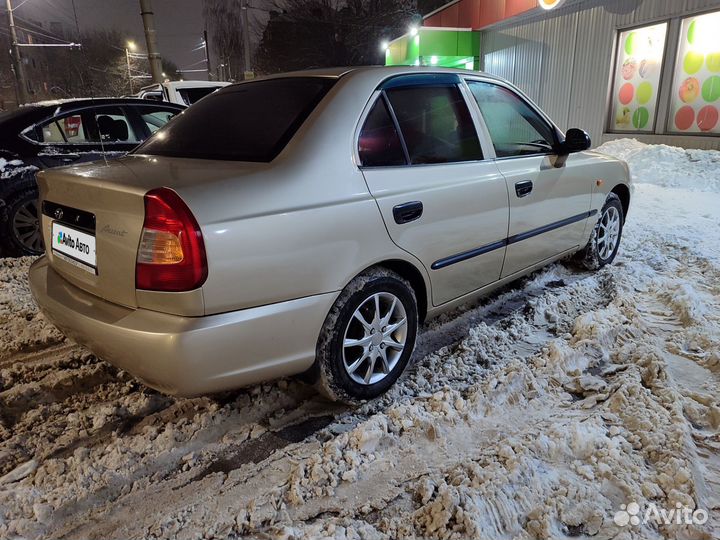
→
(30, 67, 631, 403)
(136, 80, 230, 106)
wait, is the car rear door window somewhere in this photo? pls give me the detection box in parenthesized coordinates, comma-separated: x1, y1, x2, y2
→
(358, 97, 407, 167)
(467, 81, 556, 158)
(385, 85, 483, 165)
(138, 77, 335, 162)
(93, 106, 139, 143)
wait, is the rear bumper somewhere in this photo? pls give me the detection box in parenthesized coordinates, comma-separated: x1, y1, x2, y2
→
(29, 257, 336, 396)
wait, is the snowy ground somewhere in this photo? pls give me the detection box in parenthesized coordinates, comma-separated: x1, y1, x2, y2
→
(1, 139, 719, 539)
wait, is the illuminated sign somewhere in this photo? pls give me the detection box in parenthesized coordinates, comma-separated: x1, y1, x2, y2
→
(538, 0, 567, 9)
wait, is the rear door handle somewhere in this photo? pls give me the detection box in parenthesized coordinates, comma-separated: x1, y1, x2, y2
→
(515, 180, 533, 198)
(393, 201, 423, 224)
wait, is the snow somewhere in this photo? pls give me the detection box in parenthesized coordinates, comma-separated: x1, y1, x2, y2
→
(597, 138, 720, 192)
(0, 158, 23, 172)
(0, 139, 719, 539)
(0, 157, 37, 181)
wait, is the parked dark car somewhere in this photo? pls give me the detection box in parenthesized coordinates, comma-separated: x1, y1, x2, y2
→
(0, 98, 184, 256)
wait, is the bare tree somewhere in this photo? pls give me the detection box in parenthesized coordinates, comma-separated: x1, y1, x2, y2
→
(203, 0, 246, 80)
(255, 0, 418, 74)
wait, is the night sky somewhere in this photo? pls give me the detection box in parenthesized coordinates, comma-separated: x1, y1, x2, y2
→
(14, 0, 211, 80)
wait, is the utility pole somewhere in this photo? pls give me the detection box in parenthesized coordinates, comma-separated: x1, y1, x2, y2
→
(139, 0, 163, 83)
(203, 29, 212, 81)
(5, 0, 29, 105)
(125, 48, 133, 94)
(241, 0, 253, 80)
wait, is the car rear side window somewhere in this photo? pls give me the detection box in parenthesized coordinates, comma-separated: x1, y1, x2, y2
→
(358, 97, 406, 167)
(24, 113, 91, 144)
(138, 77, 336, 162)
(467, 81, 556, 158)
(385, 85, 483, 165)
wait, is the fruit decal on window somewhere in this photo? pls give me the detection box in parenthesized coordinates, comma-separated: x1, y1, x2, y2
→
(671, 12, 720, 133)
(611, 23, 667, 132)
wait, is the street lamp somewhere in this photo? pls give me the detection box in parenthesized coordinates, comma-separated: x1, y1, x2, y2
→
(126, 40, 137, 94)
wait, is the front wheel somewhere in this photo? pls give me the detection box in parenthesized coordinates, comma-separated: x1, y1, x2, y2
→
(575, 192, 624, 271)
(314, 268, 418, 403)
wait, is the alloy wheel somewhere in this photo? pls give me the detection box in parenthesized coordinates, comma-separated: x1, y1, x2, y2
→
(12, 199, 43, 253)
(342, 292, 407, 385)
(597, 206, 620, 260)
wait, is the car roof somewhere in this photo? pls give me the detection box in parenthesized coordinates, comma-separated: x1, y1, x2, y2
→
(139, 81, 231, 91)
(22, 97, 186, 112)
(230, 65, 506, 86)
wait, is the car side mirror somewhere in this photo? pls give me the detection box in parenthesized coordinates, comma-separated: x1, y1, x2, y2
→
(558, 128, 591, 154)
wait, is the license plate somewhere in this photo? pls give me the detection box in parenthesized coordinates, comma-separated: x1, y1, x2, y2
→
(51, 221, 97, 273)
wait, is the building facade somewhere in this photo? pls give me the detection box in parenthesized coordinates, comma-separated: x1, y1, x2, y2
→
(387, 0, 720, 149)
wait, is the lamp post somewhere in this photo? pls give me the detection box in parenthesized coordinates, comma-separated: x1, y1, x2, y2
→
(126, 40, 136, 94)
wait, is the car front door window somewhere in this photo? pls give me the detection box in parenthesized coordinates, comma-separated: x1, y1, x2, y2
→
(467, 81, 556, 158)
(138, 108, 178, 135)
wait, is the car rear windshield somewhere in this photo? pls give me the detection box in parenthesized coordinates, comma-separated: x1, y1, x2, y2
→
(136, 77, 336, 162)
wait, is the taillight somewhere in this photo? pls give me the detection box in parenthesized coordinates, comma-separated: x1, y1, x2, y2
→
(136, 187, 208, 292)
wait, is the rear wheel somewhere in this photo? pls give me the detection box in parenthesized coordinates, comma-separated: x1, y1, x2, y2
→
(575, 193, 624, 270)
(314, 268, 418, 403)
(0, 177, 43, 256)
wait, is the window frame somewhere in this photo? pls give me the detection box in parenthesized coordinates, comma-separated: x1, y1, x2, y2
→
(664, 9, 720, 137)
(605, 7, 720, 138)
(605, 19, 672, 136)
(463, 76, 562, 161)
(355, 74, 493, 169)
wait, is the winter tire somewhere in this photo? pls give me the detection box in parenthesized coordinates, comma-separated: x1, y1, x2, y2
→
(314, 268, 418, 403)
(575, 192, 624, 271)
(0, 175, 43, 257)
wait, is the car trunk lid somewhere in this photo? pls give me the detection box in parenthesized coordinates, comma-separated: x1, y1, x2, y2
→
(36, 156, 269, 308)
(37, 163, 147, 308)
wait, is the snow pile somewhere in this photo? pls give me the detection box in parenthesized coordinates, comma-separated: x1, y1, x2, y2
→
(0, 257, 63, 361)
(596, 138, 720, 192)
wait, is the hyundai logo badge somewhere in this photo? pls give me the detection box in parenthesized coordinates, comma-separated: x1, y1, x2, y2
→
(54, 208, 63, 220)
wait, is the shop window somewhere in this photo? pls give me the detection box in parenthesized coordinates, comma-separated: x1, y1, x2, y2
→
(609, 22, 668, 133)
(668, 11, 720, 134)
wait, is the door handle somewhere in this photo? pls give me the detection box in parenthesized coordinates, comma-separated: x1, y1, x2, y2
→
(393, 201, 423, 224)
(515, 180, 533, 198)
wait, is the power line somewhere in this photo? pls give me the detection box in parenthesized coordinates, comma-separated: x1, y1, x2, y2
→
(14, 22, 73, 43)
